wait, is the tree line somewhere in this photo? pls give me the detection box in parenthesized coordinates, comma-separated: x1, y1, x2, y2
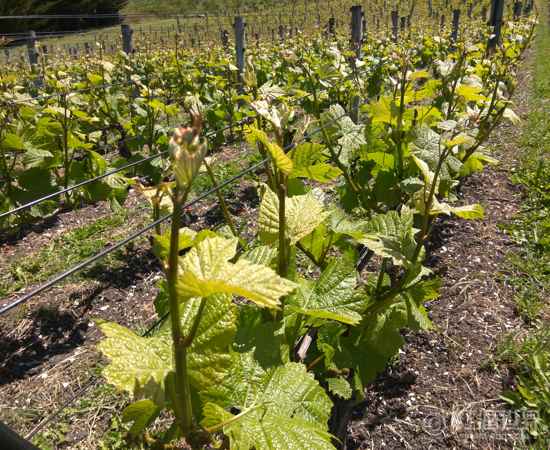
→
(0, 0, 128, 34)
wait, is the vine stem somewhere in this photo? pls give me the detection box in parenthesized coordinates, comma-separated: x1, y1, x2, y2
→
(445, 47, 466, 120)
(277, 172, 289, 279)
(167, 183, 193, 438)
(412, 145, 450, 263)
(203, 158, 240, 240)
(394, 61, 408, 179)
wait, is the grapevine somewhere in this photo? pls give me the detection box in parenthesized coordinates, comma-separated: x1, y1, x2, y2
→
(0, 0, 539, 448)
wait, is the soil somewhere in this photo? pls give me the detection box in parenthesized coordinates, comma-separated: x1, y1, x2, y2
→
(0, 58, 537, 449)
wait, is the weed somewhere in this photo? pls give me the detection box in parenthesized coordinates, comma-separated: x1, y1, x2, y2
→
(0, 207, 151, 298)
(495, 5, 550, 448)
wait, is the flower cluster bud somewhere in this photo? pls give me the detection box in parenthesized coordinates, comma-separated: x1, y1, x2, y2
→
(169, 122, 207, 187)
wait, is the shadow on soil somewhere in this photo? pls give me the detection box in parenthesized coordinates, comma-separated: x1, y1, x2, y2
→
(0, 305, 88, 385)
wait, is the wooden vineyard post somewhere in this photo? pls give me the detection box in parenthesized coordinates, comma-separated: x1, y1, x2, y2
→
(315, 0, 321, 28)
(513, 1, 523, 20)
(467, 2, 474, 19)
(233, 16, 245, 94)
(400, 16, 406, 33)
(350, 5, 364, 123)
(481, 5, 488, 21)
(27, 31, 38, 67)
(488, 0, 504, 53)
(327, 17, 336, 38)
(451, 9, 460, 42)
(351, 5, 363, 50)
(41, 45, 48, 64)
(121, 23, 134, 54)
(27, 31, 43, 88)
(220, 29, 229, 49)
(391, 10, 399, 41)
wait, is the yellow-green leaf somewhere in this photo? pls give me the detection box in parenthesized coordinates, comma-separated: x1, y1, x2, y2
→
(245, 126, 293, 175)
(456, 84, 485, 102)
(177, 236, 296, 308)
(450, 203, 485, 219)
(98, 294, 236, 397)
(258, 184, 330, 245)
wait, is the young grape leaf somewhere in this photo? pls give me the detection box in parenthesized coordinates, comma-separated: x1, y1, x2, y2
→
(411, 126, 463, 181)
(289, 142, 342, 182)
(97, 322, 172, 394)
(152, 227, 198, 262)
(299, 223, 333, 266)
(121, 399, 162, 437)
(240, 244, 278, 266)
(456, 84, 486, 102)
(459, 152, 498, 176)
(98, 293, 236, 397)
(358, 208, 418, 266)
(177, 236, 296, 308)
(328, 208, 367, 240)
(245, 126, 293, 175)
(287, 256, 364, 325)
(423, 196, 485, 219)
(320, 104, 366, 164)
(258, 183, 329, 245)
(448, 203, 485, 219)
(22, 147, 53, 168)
(234, 306, 286, 369)
(326, 377, 352, 400)
(250, 100, 282, 130)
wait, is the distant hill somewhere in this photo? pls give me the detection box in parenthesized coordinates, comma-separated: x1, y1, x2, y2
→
(0, 0, 296, 35)
(0, 0, 127, 34)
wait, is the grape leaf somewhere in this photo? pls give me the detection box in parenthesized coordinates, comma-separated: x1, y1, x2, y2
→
(358, 208, 418, 266)
(98, 294, 236, 397)
(245, 126, 293, 175)
(258, 183, 330, 245)
(289, 142, 342, 182)
(287, 256, 364, 325)
(177, 236, 296, 308)
(201, 362, 335, 450)
(327, 377, 352, 400)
